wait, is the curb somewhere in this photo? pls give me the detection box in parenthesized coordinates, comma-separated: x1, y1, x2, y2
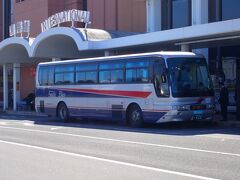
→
(213, 120, 240, 128)
(1, 110, 48, 117)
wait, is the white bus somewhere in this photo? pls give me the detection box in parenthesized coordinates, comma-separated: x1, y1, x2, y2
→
(35, 51, 215, 127)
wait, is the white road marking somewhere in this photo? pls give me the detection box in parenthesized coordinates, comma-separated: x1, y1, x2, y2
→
(22, 122, 35, 127)
(0, 125, 240, 158)
(0, 139, 219, 180)
(51, 127, 63, 130)
(0, 122, 7, 125)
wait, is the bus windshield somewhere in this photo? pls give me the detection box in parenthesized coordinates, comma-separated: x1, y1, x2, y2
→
(167, 57, 214, 97)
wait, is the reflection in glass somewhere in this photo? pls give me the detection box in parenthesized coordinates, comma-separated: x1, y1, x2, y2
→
(222, 0, 240, 20)
(167, 58, 214, 97)
(172, 0, 190, 28)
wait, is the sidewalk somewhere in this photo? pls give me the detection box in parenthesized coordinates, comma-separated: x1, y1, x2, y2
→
(1, 110, 48, 117)
(213, 113, 240, 128)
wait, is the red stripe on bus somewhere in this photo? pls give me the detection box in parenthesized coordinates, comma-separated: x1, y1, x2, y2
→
(59, 88, 152, 98)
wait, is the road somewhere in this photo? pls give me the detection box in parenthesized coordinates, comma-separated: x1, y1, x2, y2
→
(0, 114, 239, 180)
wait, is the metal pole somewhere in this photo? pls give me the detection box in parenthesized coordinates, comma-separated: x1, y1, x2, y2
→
(3, 0, 11, 39)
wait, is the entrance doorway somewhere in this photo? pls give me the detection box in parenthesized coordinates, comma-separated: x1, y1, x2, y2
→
(209, 46, 239, 118)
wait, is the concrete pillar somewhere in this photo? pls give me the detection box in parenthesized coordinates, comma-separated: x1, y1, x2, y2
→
(3, 64, 8, 110)
(146, 0, 161, 32)
(192, 0, 208, 25)
(13, 63, 20, 111)
(181, 44, 190, 52)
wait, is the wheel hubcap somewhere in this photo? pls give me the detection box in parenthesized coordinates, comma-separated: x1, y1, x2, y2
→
(132, 110, 140, 122)
(60, 107, 66, 119)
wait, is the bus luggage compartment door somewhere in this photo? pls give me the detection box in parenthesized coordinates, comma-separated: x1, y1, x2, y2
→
(112, 105, 123, 120)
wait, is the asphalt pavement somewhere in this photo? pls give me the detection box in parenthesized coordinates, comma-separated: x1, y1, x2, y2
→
(0, 113, 239, 180)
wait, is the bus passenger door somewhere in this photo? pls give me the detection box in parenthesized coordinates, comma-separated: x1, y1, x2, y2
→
(153, 61, 171, 117)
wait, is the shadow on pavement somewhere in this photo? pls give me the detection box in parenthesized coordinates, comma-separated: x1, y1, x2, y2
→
(0, 110, 240, 136)
(0, 112, 239, 136)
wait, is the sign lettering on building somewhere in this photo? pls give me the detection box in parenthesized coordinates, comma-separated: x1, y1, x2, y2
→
(9, 20, 30, 37)
(41, 9, 91, 32)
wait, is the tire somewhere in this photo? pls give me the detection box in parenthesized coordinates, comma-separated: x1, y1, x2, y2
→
(127, 104, 143, 128)
(57, 103, 69, 123)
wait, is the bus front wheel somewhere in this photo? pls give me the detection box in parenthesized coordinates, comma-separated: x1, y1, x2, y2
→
(127, 104, 143, 128)
(57, 103, 69, 122)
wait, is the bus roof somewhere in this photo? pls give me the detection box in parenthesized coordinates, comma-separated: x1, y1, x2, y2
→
(38, 51, 202, 66)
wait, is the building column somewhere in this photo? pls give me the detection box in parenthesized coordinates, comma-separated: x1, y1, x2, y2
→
(181, 44, 190, 52)
(13, 63, 20, 111)
(146, 0, 161, 32)
(3, 64, 8, 110)
(192, 0, 208, 25)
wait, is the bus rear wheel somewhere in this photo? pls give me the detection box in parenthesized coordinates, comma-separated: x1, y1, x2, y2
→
(57, 103, 69, 122)
(127, 104, 143, 128)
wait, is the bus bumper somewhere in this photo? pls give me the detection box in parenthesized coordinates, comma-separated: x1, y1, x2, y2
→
(156, 109, 214, 123)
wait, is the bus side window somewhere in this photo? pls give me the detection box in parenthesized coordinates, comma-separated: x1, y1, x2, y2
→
(153, 61, 169, 97)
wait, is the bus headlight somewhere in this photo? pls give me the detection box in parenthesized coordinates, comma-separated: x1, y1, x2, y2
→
(172, 105, 190, 111)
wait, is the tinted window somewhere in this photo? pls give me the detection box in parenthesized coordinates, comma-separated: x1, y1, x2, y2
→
(48, 66, 54, 85)
(55, 65, 74, 72)
(55, 73, 64, 84)
(126, 61, 149, 68)
(126, 69, 148, 83)
(167, 58, 214, 97)
(137, 68, 148, 82)
(76, 64, 97, 71)
(126, 69, 137, 82)
(38, 66, 54, 86)
(125, 59, 149, 83)
(99, 71, 111, 83)
(99, 62, 123, 70)
(39, 67, 48, 85)
(111, 70, 123, 83)
(54, 64, 74, 85)
(76, 71, 97, 84)
(76, 63, 98, 84)
(99, 61, 124, 84)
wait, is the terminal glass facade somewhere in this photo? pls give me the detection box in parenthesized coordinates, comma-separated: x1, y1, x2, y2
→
(172, 0, 191, 28)
(209, 0, 240, 22)
(161, 0, 191, 30)
(222, 0, 240, 20)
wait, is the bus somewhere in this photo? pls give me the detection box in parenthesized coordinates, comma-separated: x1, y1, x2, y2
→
(35, 51, 215, 127)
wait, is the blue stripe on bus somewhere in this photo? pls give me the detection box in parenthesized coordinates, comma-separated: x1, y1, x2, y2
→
(38, 106, 166, 123)
(36, 88, 127, 98)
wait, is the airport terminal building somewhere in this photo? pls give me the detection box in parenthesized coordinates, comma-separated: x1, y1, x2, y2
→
(0, 0, 239, 117)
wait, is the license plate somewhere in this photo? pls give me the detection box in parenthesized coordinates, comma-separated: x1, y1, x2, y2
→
(193, 110, 203, 115)
(193, 110, 203, 120)
(193, 115, 203, 120)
